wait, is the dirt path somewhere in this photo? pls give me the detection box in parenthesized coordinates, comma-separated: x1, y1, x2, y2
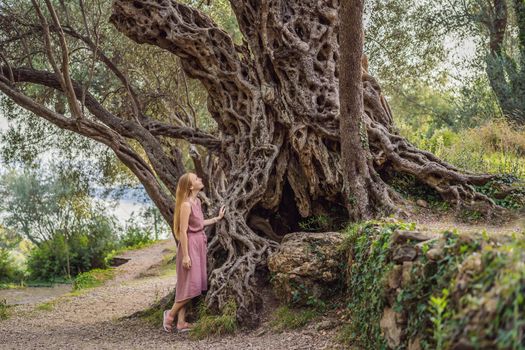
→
(412, 211, 525, 237)
(0, 240, 342, 350)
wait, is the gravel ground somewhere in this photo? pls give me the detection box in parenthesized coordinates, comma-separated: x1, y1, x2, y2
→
(0, 240, 343, 350)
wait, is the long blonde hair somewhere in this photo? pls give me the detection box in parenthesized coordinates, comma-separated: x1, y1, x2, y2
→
(173, 172, 194, 241)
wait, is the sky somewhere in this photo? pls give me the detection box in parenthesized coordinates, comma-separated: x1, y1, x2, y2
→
(0, 115, 7, 131)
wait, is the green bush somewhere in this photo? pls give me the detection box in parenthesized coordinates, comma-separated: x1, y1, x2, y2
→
(27, 215, 119, 280)
(27, 234, 75, 280)
(338, 221, 401, 349)
(0, 248, 25, 282)
(400, 120, 525, 179)
(120, 225, 154, 248)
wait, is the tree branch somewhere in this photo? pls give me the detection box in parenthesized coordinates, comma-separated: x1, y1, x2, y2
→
(110, 0, 259, 133)
(6, 66, 221, 149)
(31, 0, 83, 119)
(0, 76, 174, 223)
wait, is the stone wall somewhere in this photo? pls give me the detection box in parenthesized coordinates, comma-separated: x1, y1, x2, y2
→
(268, 221, 525, 349)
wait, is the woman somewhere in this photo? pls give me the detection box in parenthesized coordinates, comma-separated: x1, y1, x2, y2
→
(163, 172, 225, 332)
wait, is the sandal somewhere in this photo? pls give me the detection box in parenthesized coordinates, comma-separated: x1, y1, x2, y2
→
(176, 322, 193, 333)
(163, 310, 173, 332)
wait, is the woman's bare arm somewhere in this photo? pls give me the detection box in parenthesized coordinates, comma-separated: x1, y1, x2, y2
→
(203, 203, 226, 226)
(178, 202, 191, 259)
(203, 217, 220, 226)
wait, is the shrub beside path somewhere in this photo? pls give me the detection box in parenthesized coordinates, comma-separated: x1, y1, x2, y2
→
(0, 240, 341, 350)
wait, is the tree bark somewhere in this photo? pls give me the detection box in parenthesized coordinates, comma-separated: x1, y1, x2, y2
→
(339, 0, 396, 220)
(484, 0, 525, 124)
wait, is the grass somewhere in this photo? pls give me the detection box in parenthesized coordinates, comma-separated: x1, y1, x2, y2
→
(270, 305, 319, 331)
(0, 282, 25, 289)
(189, 300, 238, 339)
(0, 278, 72, 289)
(400, 120, 525, 180)
(157, 261, 177, 278)
(140, 299, 238, 339)
(72, 268, 115, 291)
(136, 247, 176, 280)
(155, 247, 177, 277)
(142, 308, 164, 327)
(0, 299, 9, 320)
(36, 300, 57, 311)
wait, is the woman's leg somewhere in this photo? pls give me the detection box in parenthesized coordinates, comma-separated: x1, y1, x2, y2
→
(165, 299, 191, 330)
(177, 305, 186, 327)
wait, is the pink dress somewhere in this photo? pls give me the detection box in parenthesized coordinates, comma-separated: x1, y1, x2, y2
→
(175, 197, 208, 302)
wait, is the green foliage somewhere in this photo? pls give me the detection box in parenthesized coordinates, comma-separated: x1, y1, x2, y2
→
(0, 0, 213, 179)
(25, 236, 69, 281)
(0, 299, 9, 320)
(270, 305, 319, 331)
(393, 230, 473, 348)
(388, 173, 448, 209)
(26, 214, 119, 281)
(428, 289, 450, 350)
(298, 214, 331, 232)
(298, 212, 348, 232)
(364, 1, 446, 95)
(120, 221, 155, 248)
(0, 248, 25, 282)
(103, 214, 161, 267)
(283, 277, 334, 309)
(190, 300, 238, 339)
(475, 175, 525, 209)
(182, 0, 242, 44)
(73, 268, 115, 290)
(400, 120, 525, 181)
(413, 0, 525, 124)
(338, 221, 403, 349)
(0, 165, 120, 281)
(1, 166, 164, 283)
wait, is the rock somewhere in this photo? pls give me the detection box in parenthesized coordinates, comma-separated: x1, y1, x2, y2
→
(108, 257, 130, 267)
(458, 253, 482, 275)
(387, 265, 402, 289)
(426, 247, 444, 261)
(393, 245, 417, 262)
(392, 230, 436, 243)
(408, 336, 422, 350)
(315, 319, 340, 331)
(267, 231, 344, 304)
(401, 261, 414, 287)
(254, 328, 267, 337)
(416, 199, 429, 208)
(451, 338, 476, 350)
(380, 308, 402, 348)
(454, 253, 483, 296)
